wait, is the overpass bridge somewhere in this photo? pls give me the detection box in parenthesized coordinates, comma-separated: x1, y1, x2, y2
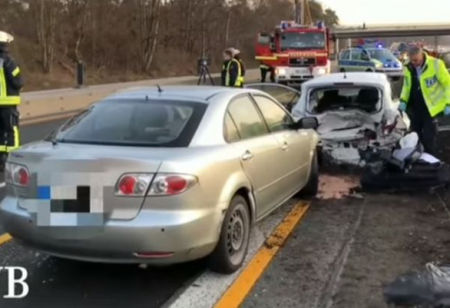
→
(331, 23, 450, 56)
(333, 24, 450, 39)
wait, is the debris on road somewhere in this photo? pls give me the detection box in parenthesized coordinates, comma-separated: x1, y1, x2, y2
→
(317, 174, 359, 199)
(384, 263, 450, 307)
(361, 133, 450, 192)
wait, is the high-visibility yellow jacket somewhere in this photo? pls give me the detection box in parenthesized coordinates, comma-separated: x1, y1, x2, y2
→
(400, 54, 450, 117)
(0, 54, 22, 106)
(221, 59, 241, 87)
(236, 58, 245, 86)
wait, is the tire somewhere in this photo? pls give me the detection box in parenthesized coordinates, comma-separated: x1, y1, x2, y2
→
(209, 195, 251, 274)
(366, 68, 374, 72)
(339, 68, 346, 72)
(301, 152, 319, 196)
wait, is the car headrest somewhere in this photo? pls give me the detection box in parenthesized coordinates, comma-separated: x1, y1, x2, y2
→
(357, 88, 379, 104)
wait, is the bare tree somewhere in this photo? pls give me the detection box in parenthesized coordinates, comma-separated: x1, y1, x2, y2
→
(32, 0, 59, 73)
(1, 0, 339, 88)
(135, 0, 161, 73)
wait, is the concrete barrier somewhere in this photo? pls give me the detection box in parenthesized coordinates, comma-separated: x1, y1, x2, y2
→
(20, 69, 260, 125)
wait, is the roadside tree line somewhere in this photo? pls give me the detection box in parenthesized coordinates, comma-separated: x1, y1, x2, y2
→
(0, 0, 338, 89)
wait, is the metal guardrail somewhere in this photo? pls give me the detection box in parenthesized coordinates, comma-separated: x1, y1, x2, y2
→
(19, 69, 260, 125)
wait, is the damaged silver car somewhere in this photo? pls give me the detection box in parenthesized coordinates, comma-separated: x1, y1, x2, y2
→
(291, 73, 409, 165)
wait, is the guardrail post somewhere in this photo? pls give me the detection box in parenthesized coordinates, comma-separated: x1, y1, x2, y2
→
(76, 61, 85, 88)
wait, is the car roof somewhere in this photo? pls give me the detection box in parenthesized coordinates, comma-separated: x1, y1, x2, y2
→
(104, 86, 252, 103)
(303, 72, 388, 87)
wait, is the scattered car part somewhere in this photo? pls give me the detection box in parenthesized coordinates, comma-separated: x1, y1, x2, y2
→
(384, 263, 450, 307)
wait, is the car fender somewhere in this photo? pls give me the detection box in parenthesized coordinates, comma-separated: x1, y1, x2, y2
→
(217, 170, 256, 225)
(306, 130, 320, 176)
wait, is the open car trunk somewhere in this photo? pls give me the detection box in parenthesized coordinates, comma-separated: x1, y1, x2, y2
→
(309, 86, 406, 165)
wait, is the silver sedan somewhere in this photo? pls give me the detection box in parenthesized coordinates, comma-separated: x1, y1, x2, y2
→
(0, 86, 319, 273)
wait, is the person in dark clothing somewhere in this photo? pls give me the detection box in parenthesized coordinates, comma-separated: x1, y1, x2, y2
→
(0, 31, 24, 169)
(399, 45, 450, 155)
(221, 48, 240, 87)
(260, 63, 275, 83)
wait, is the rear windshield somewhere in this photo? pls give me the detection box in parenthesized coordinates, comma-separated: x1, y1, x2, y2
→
(308, 86, 382, 114)
(52, 100, 206, 147)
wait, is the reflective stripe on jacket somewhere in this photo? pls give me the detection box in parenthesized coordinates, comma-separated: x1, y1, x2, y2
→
(0, 125, 20, 153)
(400, 54, 450, 117)
(0, 58, 21, 106)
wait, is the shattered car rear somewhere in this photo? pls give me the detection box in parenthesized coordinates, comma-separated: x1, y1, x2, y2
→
(292, 73, 409, 165)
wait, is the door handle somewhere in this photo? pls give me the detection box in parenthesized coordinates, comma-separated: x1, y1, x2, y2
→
(241, 150, 254, 161)
(281, 141, 289, 151)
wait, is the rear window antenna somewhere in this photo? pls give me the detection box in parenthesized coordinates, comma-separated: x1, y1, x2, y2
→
(157, 84, 163, 93)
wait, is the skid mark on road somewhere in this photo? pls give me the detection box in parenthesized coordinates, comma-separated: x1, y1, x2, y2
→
(0, 233, 12, 246)
(315, 200, 366, 308)
(215, 201, 310, 308)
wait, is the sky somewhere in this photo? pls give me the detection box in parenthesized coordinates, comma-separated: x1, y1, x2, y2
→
(318, 0, 450, 26)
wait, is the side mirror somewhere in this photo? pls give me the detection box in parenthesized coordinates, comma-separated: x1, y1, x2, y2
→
(291, 117, 319, 130)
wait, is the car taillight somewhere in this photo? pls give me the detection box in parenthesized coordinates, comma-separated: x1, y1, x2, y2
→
(115, 174, 153, 196)
(148, 174, 197, 196)
(5, 163, 30, 187)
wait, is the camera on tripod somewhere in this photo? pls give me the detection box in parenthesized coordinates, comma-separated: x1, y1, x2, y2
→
(197, 57, 214, 85)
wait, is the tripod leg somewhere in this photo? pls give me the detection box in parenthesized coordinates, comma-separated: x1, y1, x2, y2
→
(205, 67, 215, 85)
(199, 66, 209, 85)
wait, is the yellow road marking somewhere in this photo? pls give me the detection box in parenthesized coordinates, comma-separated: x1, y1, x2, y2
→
(215, 201, 310, 308)
(0, 233, 12, 246)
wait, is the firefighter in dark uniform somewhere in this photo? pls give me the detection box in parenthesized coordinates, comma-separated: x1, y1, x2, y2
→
(221, 48, 241, 87)
(0, 31, 23, 167)
(260, 62, 275, 83)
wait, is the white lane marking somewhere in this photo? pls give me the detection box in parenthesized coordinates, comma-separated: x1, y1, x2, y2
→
(165, 199, 299, 308)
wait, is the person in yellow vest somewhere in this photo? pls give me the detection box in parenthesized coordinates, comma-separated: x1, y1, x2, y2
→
(221, 48, 241, 87)
(399, 45, 450, 154)
(232, 48, 245, 87)
(0, 31, 23, 168)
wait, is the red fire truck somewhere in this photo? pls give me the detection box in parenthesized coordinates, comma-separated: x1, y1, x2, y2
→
(255, 21, 332, 85)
